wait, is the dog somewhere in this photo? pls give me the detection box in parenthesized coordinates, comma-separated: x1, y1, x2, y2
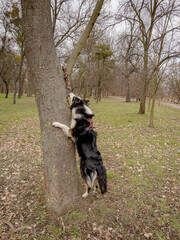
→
(53, 93, 107, 198)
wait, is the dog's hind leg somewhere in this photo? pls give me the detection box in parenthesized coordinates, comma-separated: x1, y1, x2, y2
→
(93, 179, 98, 194)
(82, 180, 91, 198)
(90, 171, 98, 194)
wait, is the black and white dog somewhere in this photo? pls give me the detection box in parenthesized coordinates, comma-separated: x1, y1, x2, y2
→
(53, 93, 107, 198)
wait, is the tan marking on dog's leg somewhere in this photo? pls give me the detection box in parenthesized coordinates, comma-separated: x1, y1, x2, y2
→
(93, 179, 98, 194)
(82, 179, 90, 198)
(68, 129, 76, 142)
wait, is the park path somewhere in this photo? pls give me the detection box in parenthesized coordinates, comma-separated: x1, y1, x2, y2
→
(108, 96, 180, 111)
(161, 102, 180, 111)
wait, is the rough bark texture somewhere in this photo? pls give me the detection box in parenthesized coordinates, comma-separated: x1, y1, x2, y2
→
(18, 75, 25, 99)
(13, 44, 25, 104)
(26, 66, 33, 97)
(21, 0, 82, 216)
(138, 48, 148, 114)
(125, 69, 130, 102)
(3, 80, 9, 98)
(149, 74, 159, 128)
(67, 0, 104, 78)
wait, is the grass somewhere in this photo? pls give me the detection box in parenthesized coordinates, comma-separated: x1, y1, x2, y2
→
(0, 94, 180, 239)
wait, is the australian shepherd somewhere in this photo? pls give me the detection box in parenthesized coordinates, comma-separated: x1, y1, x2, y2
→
(53, 93, 107, 198)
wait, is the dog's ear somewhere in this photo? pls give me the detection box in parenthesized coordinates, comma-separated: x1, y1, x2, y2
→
(84, 99, 89, 105)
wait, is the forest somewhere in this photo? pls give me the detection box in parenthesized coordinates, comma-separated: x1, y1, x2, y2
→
(0, 0, 179, 106)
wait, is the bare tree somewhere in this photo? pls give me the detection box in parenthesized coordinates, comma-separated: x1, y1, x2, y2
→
(0, 3, 11, 97)
(147, 1, 180, 127)
(52, 0, 90, 48)
(117, 0, 180, 114)
(0, 0, 25, 100)
(13, 41, 25, 104)
(149, 66, 166, 127)
(67, 0, 104, 78)
(167, 62, 180, 103)
(0, 51, 16, 98)
(116, 17, 139, 102)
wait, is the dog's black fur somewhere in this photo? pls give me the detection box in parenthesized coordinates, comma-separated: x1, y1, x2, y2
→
(53, 95, 107, 197)
(71, 97, 107, 196)
(73, 118, 107, 195)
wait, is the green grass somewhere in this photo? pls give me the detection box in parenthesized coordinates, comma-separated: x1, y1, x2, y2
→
(0, 94, 180, 240)
(0, 94, 37, 130)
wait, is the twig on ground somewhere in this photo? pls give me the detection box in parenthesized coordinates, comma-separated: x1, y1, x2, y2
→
(61, 217, 66, 234)
(1, 220, 32, 233)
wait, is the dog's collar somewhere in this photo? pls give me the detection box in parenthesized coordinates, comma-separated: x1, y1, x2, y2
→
(75, 117, 93, 130)
(86, 118, 93, 130)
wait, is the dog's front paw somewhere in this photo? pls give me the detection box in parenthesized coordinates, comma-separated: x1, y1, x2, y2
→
(82, 192, 89, 198)
(52, 122, 62, 128)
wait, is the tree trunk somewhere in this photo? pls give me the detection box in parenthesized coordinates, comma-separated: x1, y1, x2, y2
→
(13, 43, 25, 104)
(149, 74, 159, 128)
(4, 81, 9, 98)
(27, 67, 33, 97)
(149, 90, 156, 128)
(18, 76, 25, 99)
(26, 80, 33, 97)
(21, 0, 82, 216)
(158, 90, 161, 106)
(13, 81, 18, 104)
(96, 77, 102, 103)
(147, 89, 152, 112)
(67, 0, 104, 78)
(125, 76, 130, 102)
(138, 48, 148, 114)
(0, 81, 4, 93)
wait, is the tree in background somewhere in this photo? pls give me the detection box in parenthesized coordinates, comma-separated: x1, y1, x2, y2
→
(0, 1, 25, 101)
(8, 3, 25, 103)
(116, 17, 139, 102)
(70, 31, 115, 100)
(95, 43, 113, 102)
(0, 51, 17, 98)
(67, 0, 104, 79)
(164, 61, 180, 103)
(0, 1, 11, 98)
(117, 0, 180, 114)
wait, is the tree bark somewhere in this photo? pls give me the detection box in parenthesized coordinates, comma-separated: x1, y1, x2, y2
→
(147, 89, 152, 112)
(149, 74, 158, 128)
(3, 79, 9, 98)
(149, 90, 156, 128)
(13, 45, 25, 104)
(13, 81, 18, 104)
(5, 83, 9, 98)
(67, 0, 104, 78)
(125, 76, 130, 102)
(21, 0, 82, 216)
(96, 77, 102, 103)
(138, 48, 148, 114)
(26, 66, 33, 97)
(18, 75, 25, 99)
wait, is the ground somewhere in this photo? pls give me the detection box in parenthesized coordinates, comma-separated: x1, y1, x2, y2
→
(0, 95, 179, 240)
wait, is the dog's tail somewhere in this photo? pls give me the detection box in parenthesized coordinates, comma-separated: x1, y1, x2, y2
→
(97, 166, 107, 194)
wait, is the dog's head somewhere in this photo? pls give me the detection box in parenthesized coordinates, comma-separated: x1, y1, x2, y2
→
(69, 93, 89, 110)
(69, 93, 94, 119)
